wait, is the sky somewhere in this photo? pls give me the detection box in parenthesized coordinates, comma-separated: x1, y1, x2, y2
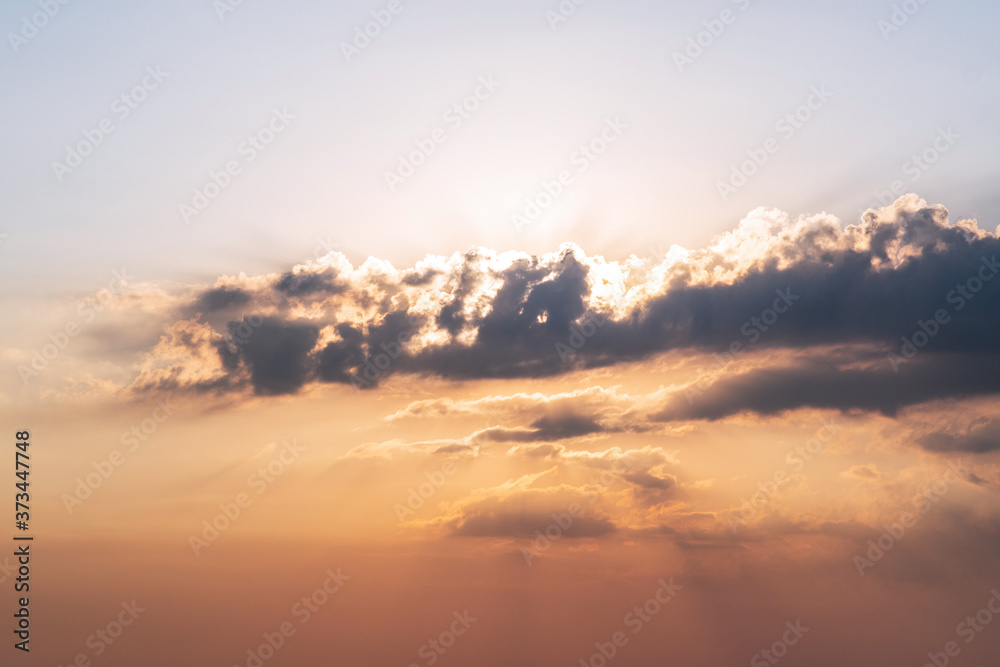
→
(2, 1, 1000, 666)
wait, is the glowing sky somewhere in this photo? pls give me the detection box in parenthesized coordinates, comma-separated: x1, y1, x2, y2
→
(2, 2, 1000, 666)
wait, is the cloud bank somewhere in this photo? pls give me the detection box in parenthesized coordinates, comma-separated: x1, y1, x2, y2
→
(123, 195, 1000, 420)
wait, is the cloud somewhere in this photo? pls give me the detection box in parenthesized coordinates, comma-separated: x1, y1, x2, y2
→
(192, 286, 251, 313)
(449, 502, 618, 538)
(275, 266, 347, 297)
(384, 386, 637, 423)
(843, 464, 883, 481)
(425, 468, 620, 539)
(115, 196, 1000, 418)
(918, 418, 1000, 454)
(224, 318, 320, 395)
(655, 350, 1000, 420)
(476, 414, 607, 443)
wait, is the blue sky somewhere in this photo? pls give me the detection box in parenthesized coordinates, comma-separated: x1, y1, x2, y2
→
(1, 0, 998, 295)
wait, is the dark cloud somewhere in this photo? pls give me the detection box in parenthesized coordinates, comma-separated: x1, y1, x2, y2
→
(275, 269, 346, 297)
(410, 250, 591, 379)
(132, 198, 1000, 413)
(434, 444, 474, 455)
(655, 353, 1000, 420)
(315, 324, 365, 384)
(193, 287, 250, 313)
(477, 413, 606, 443)
(622, 470, 676, 490)
(530, 414, 604, 439)
(450, 508, 617, 539)
(919, 419, 1000, 453)
(226, 317, 319, 395)
(315, 310, 421, 389)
